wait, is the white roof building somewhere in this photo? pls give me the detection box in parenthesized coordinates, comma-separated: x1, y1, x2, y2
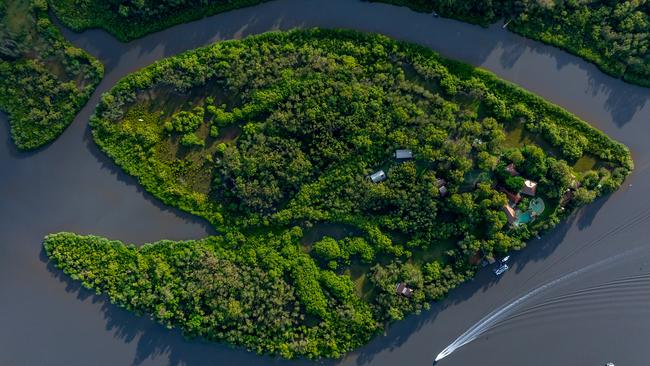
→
(395, 149, 413, 160)
(370, 170, 387, 183)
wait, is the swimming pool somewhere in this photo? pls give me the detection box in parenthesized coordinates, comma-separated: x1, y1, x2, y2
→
(514, 198, 545, 226)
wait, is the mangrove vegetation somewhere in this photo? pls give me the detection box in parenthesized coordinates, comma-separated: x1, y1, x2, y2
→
(49, 0, 271, 41)
(373, 0, 650, 87)
(45, 29, 632, 359)
(0, 0, 103, 149)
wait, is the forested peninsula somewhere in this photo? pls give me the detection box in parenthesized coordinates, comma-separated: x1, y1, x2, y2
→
(0, 0, 103, 150)
(49, 0, 270, 41)
(45, 29, 632, 359)
(374, 0, 650, 87)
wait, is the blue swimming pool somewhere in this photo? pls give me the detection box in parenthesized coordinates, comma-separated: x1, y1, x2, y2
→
(514, 198, 545, 225)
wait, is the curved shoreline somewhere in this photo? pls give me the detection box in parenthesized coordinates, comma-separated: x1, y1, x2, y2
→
(2, 0, 650, 365)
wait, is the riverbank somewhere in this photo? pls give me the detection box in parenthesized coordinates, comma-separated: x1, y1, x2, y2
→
(372, 0, 650, 88)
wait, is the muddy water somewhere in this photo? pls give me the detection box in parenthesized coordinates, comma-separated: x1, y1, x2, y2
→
(2, 0, 650, 365)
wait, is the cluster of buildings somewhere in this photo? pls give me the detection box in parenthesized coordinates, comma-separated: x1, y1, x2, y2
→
(500, 163, 538, 225)
(373, 158, 548, 298)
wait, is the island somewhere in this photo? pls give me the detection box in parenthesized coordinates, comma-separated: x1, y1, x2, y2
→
(0, 0, 103, 150)
(44, 29, 633, 359)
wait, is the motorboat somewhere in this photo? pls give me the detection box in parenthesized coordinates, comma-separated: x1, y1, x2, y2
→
(493, 263, 509, 276)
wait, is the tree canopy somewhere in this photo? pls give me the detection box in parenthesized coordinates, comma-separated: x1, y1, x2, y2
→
(0, 0, 103, 149)
(374, 0, 650, 87)
(49, 0, 271, 41)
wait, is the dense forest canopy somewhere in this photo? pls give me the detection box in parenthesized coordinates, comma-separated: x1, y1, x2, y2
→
(50, 0, 650, 86)
(0, 0, 103, 149)
(45, 29, 632, 359)
(49, 0, 271, 41)
(374, 0, 650, 87)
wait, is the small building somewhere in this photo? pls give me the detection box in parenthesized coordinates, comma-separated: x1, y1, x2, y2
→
(469, 252, 482, 266)
(395, 149, 413, 160)
(434, 178, 448, 197)
(505, 163, 519, 176)
(502, 188, 521, 206)
(570, 179, 581, 190)
(497, 185, 521, 206)
(503, 204, 517, 225)
(370, 170, 387, 183)
(521, 179, 537, 196)
(560, 189, 573, 207)
(395, 283, 414, 298)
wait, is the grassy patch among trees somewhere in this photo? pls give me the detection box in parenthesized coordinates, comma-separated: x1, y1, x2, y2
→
(45, 29, 632, 359)
(0, 0, 103, 150)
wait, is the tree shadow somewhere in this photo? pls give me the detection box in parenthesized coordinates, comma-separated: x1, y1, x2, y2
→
(497, 37, 527, 70)
(483, 22, 649, 130)
(589, 78, 650, 128)
(576, 194, 609, 231)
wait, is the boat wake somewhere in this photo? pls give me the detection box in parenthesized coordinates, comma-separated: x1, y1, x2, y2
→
(434, 245, 647, 362)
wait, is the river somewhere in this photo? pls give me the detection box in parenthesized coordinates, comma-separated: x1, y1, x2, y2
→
(2, 0, 650, 365)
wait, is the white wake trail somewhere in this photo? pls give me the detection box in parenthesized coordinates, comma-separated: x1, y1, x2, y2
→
(435, 245, 646, 362)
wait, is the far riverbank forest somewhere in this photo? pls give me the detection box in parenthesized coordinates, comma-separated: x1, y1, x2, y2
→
(50, 0, 650, 88)
(0, 0, 103, 150)
(49, 0, 270, 41)
(373, 0, 650, 87)
(45, 29, 632, 359)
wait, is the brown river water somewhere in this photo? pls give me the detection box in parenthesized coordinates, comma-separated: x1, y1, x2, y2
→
(2, 0, 650, 365)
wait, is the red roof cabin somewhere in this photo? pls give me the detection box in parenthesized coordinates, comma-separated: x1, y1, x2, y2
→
(505, 163, 519, 176)
(521, 179, 538, 196)
(503, 189, 521, 206)
(497, 185, 521, 206)
(503, 204, 517, 225)
(560, 189, 573, 207)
